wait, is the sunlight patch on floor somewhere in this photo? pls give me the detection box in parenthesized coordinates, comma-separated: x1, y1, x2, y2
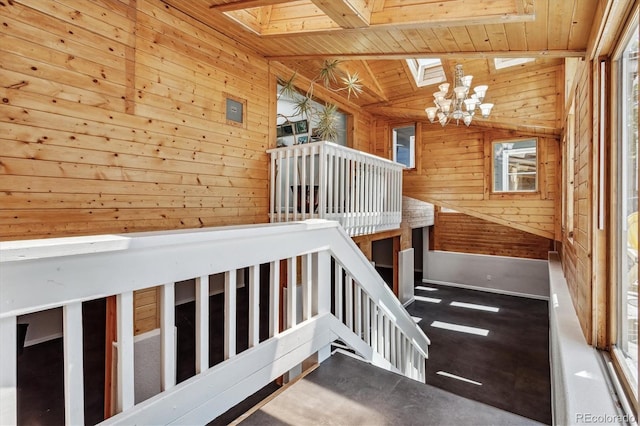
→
(415, 295, 442, 303)
(450, 301, 500, 313)
(436, 370, 483, 386)
(430, 320, 489, 336)
(415, 286, 438, 292)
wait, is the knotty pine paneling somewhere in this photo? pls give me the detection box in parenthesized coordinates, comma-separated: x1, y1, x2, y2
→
(384, 121, 560, 239)
(0, 0, 272, 241)
(560, 60, 593, 343)
(434, 209, 554, 260)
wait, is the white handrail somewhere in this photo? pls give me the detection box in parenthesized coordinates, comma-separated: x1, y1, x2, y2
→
(268, 141, 404, 236)
(0, 220, 429, 425)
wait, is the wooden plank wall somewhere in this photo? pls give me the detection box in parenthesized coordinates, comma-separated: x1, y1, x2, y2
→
(376, 122, 560, 240)
(433, 208, 555, 260)
(0, 0, 272, 241)
(560, 60, 593, 342)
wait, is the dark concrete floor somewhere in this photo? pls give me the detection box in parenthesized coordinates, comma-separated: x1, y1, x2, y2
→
(406, 282, 552, 424)
(240, 352, 543, 426)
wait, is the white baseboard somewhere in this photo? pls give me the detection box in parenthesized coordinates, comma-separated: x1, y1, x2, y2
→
(422, 279, 549, 301)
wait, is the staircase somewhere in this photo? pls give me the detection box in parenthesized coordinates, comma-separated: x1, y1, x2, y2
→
(1, 220, 429, 425)
(235, 352, 542, 425)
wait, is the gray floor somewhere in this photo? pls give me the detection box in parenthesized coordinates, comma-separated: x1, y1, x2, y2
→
(406, 282, 551, 424)
(240, 352, 543, 426)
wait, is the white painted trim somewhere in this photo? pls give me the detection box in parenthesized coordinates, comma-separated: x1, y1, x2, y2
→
(548, 252, 622, 425)
(422, 279, 550, 301)
(160, 283, 176, 391)
(101, 314, 339, 425)
(195, 276, 209, 374)
(224, 271, 237, 359)
(117, 291, 135, 412)
(0, 316, 17, 426)
(63, 302, 85, 425)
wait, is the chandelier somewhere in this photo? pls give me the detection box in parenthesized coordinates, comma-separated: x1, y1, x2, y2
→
(425, 64, 494, 127)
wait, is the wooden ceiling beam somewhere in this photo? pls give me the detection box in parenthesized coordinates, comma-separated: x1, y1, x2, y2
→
(267, 50, 587, 61)
(309, 0, 371, 28)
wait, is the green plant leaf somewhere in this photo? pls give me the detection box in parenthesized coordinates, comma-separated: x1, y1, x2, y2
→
(315, 103, 339, 141)
(318, 60, 340, 87)
(277, 72, 299, 99)
(342, 71, 363, 99)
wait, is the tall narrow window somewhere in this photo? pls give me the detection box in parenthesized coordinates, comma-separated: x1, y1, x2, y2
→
(567, 103, 576, 240)
(615, 14, 638, 401)
(392, 125, 416, 168)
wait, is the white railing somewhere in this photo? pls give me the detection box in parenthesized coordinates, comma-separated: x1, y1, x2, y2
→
(268, 141, 404, 236)
(0, 220, 429, 425)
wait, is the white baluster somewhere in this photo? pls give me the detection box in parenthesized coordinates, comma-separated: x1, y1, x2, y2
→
(310, 145, 317, 218)
(377, 310, 384, 356)
(224, 270, 236, 359)
(334, 263, 343, 322)
(312, 250, 331, 316)
(389, 324, 396, 368)
(248, 265, 260, 348)
(63, 302, 85, 426)
(293, 148, 299, 221)
(276, 151, 283, 222)
(354, 285, 362, 338)
(301, 253, 312, 321)
(161, 283, 176, 391)
(286, 257, 297, 329)
(327, 148, 334, 217)
(345, 275, 353, 330)
(300, 146, 307, 218)
(363, 294, 371, 345)
(195, 275, 209, 373)
(269, 260, 280, 337)
(270, 152, 276, 223)
(284, 150, 291, 222)
(311, 144, 327, 219)
(370, 303, 378, 353)
(117, 291, 135, 412)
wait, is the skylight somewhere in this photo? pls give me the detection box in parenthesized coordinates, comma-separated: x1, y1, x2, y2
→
(407, 58, 446, 87)
(494, 58, 535, 70)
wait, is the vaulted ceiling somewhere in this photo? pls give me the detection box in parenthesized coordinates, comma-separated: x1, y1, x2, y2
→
(162, 0, 599, 134)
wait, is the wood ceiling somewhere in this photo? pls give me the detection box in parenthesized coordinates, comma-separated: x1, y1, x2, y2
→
(162, 0, 599, 134)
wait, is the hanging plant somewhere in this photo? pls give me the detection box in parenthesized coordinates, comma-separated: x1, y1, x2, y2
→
(277, 59, 362, 143)
(314, 103, 339, 142)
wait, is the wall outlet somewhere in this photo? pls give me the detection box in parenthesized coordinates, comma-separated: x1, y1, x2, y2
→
(486, 274, 492, 281)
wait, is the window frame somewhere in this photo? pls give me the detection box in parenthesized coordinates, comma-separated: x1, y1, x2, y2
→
(392, 123, 417, 169)
(608, 7, 639, 413)
(490, 137, 540, 194)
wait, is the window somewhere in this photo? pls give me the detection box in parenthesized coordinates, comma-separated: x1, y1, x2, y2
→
(493, 58, 535, 70)
(392, 125, 416, 168)
(614, 14, 638, 402)
(406, 59, 446, 87)
(566, 102, 576, 240)
(492, 139, 538, 192)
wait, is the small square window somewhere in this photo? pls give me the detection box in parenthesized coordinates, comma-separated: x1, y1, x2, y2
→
(492, 139, 537, 192)
(224, 93, 246, 128)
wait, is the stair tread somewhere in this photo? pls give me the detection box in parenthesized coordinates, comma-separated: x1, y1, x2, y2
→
(239, 352, 544, 425)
